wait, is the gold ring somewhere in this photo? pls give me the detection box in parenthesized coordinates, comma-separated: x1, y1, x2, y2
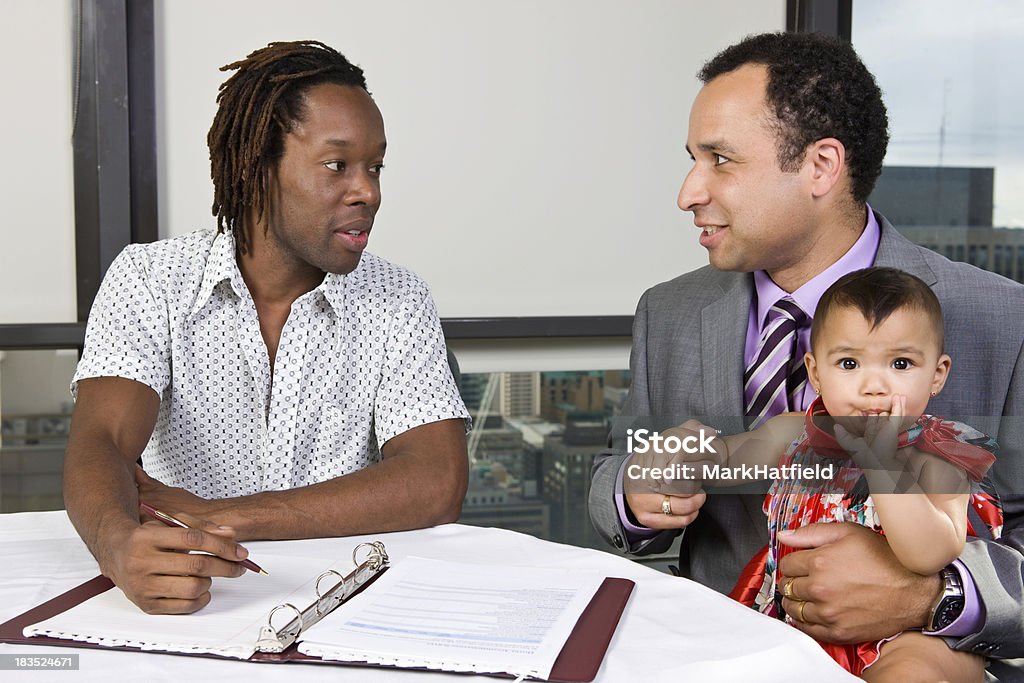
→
(782, 577, 797, 600)
(795, 599, 807, 623)
(661, 496, 672, 515)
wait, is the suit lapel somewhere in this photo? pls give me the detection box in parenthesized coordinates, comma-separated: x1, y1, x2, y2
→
(701, 273, 752, 420)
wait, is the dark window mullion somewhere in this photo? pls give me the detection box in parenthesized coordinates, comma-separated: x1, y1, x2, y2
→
(787, 0, 851, 38)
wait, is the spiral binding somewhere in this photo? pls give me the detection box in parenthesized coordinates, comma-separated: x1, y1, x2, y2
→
(254, 541, 389, 653)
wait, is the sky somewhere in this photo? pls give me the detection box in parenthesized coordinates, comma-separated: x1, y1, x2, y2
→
(853, 0, 1024, 227)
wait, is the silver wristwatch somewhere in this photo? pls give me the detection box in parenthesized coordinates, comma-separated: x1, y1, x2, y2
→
(927, 565, 965, 632)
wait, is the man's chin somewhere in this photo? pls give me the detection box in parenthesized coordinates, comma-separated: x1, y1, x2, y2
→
(321, 253, 363, 276)
(706, 248, 755, 274)
(706, 252, 736, 272)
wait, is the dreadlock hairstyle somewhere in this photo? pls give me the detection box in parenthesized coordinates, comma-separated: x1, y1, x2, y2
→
(207, 40, 368, 255)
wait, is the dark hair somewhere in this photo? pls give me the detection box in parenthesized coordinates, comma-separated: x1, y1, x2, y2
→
(699, 32, 888, 204)
(811, 267, 944, 352)
(207, 40, 368, 254)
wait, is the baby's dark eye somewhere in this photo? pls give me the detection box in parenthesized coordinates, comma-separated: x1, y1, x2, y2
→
(892, 358, 912, 370)
(840, 358, 858, 370)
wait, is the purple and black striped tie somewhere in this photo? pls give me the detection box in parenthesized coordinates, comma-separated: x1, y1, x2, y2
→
(744, 297, 808, 429)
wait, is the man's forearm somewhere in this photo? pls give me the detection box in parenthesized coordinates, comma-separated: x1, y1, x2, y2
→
(149, 419, 469, 541)
(64, 437, 141, 570)
(65, 377, 162, 569)
(208, 457, 463, 540)
(951, 528, 1024, 658)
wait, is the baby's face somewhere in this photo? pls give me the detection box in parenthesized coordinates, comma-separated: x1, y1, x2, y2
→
(806, 305, 951, 433)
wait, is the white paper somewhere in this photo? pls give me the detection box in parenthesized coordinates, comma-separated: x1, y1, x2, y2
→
(24, 553, 344, 659)
(299, 556, 605, 679)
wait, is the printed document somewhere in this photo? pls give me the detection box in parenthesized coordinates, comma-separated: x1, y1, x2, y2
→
(299, 556, 605, 679)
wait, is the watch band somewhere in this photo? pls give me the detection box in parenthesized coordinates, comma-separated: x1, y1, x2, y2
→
(927, 564, 965, 632)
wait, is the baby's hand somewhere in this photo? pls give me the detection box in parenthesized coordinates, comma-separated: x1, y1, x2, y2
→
(834, 395, 905, 475)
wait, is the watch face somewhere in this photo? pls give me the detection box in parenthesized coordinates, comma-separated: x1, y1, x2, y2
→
(936, 597, 966, 630)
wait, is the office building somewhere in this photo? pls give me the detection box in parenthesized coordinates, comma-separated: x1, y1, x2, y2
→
(541, 413, 608, 549)
(869, 165, 1024, 283)
(541, 372, 606, 423)
(870, 166, 994, 227)
(499, 372, 540, 418)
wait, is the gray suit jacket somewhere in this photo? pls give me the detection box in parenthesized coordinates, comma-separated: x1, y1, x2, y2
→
(589, 212, 1024, 675)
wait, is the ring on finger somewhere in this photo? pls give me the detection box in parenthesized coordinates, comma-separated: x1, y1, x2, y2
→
(661, 496, 673, 515)
(782, 577, 798, 600)
(795, 599, 807, 623)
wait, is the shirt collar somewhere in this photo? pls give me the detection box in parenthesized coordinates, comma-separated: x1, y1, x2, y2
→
(191, 230, 247, 318)
(191, 229, 356, 319)
(317, 271, 348, 317)
(753, 206, 880, 326)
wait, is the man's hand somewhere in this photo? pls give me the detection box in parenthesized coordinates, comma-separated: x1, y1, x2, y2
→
(625, 491, 708, 529)
(776, 522, 941, 643)
(98, 512, 250, 614)
(623, 419, 721, 530)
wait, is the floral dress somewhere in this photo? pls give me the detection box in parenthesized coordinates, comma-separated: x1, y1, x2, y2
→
(729, 398, 1003, 675)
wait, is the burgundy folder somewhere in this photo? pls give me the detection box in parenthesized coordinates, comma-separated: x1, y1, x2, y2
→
(0, 573, 633, 682)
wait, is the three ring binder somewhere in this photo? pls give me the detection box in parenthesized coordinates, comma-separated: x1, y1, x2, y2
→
(255, 541, 390, 653)
(0, 539, 634, 682)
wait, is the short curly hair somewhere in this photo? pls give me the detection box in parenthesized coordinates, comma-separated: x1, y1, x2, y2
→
(699, 32, 888, 204)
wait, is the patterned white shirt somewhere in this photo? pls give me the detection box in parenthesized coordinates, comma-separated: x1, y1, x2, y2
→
(73, 229, 469, 498)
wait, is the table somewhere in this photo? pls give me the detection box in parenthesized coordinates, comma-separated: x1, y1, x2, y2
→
(0, 511, 855, 682)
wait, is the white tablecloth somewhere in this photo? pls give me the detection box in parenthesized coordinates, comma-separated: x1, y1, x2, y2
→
(0, 511, 855, 682)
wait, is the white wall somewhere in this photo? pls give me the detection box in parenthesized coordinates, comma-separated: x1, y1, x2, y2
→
(0, 0, 77, 324)
(0, 1, 785, 375)
(155, 0, 786, 319)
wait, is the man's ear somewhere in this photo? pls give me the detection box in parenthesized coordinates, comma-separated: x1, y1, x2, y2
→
(806, 137, 846, 199)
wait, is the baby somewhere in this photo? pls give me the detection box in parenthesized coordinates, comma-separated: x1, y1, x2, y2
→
(684, 267, 1001, 682)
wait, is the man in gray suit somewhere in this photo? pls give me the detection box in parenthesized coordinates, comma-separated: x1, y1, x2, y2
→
(589, 32, 1024, 677)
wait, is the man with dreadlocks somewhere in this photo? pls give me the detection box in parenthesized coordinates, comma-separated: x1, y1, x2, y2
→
(63, 41, 470, 614)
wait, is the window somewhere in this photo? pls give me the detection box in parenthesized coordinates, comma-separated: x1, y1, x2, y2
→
(857, 1, 1024, 282)
(457, 369, 633, 552)
(0, 350, 77, 512)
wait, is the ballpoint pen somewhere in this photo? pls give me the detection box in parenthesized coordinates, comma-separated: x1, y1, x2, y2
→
(139, 501, 268, 575)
